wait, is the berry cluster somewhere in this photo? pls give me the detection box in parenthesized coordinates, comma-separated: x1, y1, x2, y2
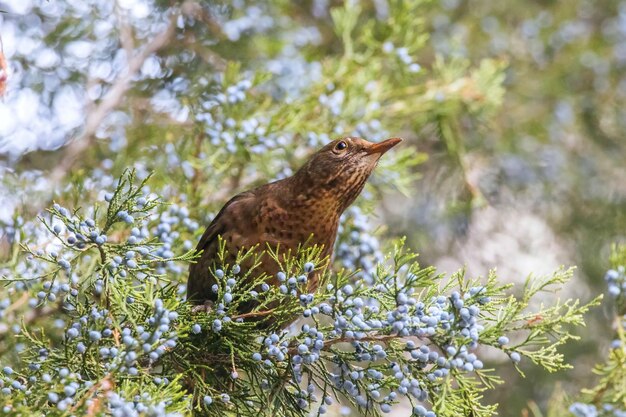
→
(219, 5, 274, 42)
(570, 402, 626, 417)
(152, 204, 199, 275)
(319, 90, 346, 116)
(382, 41, 422, 73)
(0, 297, 181, 414)
(195, 253, 522, 417)
(605, 267, 626, 299)
(337, 206, 385, 285)
(51, 203, 108, 248)
(107, 391, 179, 417)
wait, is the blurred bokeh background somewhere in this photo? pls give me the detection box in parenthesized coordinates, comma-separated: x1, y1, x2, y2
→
(1, 0, 625, 415)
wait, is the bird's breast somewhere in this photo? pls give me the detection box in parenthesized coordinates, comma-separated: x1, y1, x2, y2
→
(254, 195, 340, 250)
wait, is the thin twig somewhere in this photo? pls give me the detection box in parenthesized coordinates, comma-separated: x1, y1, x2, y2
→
(0, 34, 7, 97)
(72, 375, 114, 415)
(232, 308, 276, 319)
(0, 305, 59, 340)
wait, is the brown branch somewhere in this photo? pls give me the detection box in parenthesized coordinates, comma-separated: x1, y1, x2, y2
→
(5, 292, 29, 314)
(284, 332, 402, 355)
(48, 0, 227, 186)
(323, 333, 399, 348)
(73, 375, 114, 415)
(0, 304, 60, 341)
(191, 131, 205, 204)
(232, 308, 276, 320)
(49, 11, 179, 184)
(116, 5, 135, 58)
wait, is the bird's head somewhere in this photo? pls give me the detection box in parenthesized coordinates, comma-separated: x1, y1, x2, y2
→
(293, 136, 402, 210)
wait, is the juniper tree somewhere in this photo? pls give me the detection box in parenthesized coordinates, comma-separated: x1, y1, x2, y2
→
(0, 1, 614, 416)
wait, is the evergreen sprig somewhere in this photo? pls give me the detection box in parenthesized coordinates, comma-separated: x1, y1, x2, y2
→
(565, 245, 626, 417)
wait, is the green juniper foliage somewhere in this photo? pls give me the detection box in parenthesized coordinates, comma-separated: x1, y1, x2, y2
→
(565, 245, 626, 417)
(0, 171, 600, 416)
(522, 246, 626, 417)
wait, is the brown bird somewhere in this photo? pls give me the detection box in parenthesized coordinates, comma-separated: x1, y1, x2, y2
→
(187, 136, 402, 308)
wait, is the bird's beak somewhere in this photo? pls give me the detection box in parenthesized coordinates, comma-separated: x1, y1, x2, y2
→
(365, 137, 403, 155)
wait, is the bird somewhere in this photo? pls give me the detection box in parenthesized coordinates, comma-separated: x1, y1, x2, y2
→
(187, 136, 402, 311)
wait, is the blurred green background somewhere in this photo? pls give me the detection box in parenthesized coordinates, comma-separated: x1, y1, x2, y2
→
(405, 1, 626, 413)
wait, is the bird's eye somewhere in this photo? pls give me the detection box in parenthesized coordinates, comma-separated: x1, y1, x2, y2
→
(334, 141, 348, 152)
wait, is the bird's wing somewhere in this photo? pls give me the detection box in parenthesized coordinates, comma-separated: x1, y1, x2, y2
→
(187, 190, 257, 303)
(194, 190, 256, 254)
